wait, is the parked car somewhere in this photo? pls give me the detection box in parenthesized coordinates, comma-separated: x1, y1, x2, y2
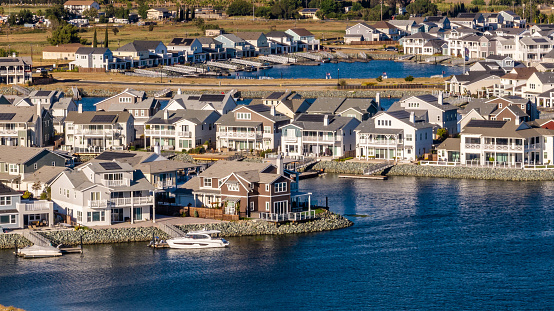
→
(384, 47, 398, 51)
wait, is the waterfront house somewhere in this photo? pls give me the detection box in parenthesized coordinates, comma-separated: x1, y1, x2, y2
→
(114, 41, 176, 67)
(196, 37, 226, 60)
(459, 119, 554, 166)
(167, 38, 206, 63)
(265, 31, 298, 54)
(344, 23, 381, 44)
(0, 145, 68, 190)
(257, 91, 311, 118)
(0, 105, 53, 147)
(94, 88, 160, 126)
(457, 100, 498, 131)
(437, 137, 461, 162)
(446, 71, 502, 96)
(0, 57, 32, 85)
(355, 110, 433, 161)
(279, 114, 360, 157)
(63, 0, 100, 16)
(216, 105, 290, 151)
(425, 16, 451, 30)
(64, 108, 134, 153)
(388, 93, 459, 135)
(373, 21, 403, 40)
(402, 32, 446, 55)
(51, 160, 155, 226)
(215, 34, 256, 58)
(235, 32, 270, 56)
(145, 109, 220, 151)
(0, 183, 54, 229)
(492, 67, 537, 97)
(176, 159, 311, 220)
(164, 91, 237, 115)
(285, 28, 320, 51)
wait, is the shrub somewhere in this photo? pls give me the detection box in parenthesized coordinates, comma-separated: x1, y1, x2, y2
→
(148, 24, 154, 31)
(376, 76, 383, 82)
(22, 191, 32, 199)
(405, 75, 414, 82)
(339, 80, 347, 86)
(194, 210, 199, 217)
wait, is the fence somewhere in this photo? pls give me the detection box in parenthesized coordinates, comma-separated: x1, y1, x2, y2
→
(186, 207, 239, 221)
(338, 84, 443, 90)
(350, 40, 397, 45)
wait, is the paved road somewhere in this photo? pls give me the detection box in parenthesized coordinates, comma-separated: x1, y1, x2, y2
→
(62, 79, 339, 88)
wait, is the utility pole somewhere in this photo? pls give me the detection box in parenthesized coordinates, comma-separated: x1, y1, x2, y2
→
(380, 0, 383, 21)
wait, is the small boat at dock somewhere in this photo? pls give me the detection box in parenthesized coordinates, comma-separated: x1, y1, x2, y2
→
(16, 245, 62, 258)
(166, 230, 229, 249)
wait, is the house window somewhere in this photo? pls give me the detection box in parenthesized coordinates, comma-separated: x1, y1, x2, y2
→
(227, 183, 239, 191)
(530, 84, 536, 90)
(77, 211, 82, 223)
(90, 192, 100, 201)
(265, 184, 270, 192)
(204, 178, 212, 187)
(34, 163, 37, 170)
(237, 113, 251, 120)
(87, 211, 105, 222)
(9, 164, 18, 174)
(273, 201, 288, 214)
(52, 161, 56, 167)
(264, 126, 271, 134)
(0, 215, 15, 224)
(0, 196, 11, 205)
(406, 134, 413, 141)
(274, 182, 287, 193)
(141, 110, 145, 116)
(119, 97, 132, 103)
(265, 202, 270, 211)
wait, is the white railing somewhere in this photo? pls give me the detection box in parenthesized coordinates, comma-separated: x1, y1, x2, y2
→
(17, 201, 53, 212)
(303, 136, 340, 143)
(156, 180, 175, 188)
(145, 129, 176, 136)
(420, 160, 524, 169)
(284, 136, 298, 142)
(176, 131, 192, 138)
(74, 129, 121, 135)
(101, 179, 129, 187)
(89, 200, 109, 208)
(110, 196, 154, 207)
(358, 139, 402, 146)
(0, 130, 18, 135)
(218, 132, 262, 139)
(482, 144, 523, 151)
(523, 164, 554, 170)
(259, 210, 316, 222)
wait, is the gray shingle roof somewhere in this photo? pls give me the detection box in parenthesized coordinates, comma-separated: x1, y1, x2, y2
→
(65, 111, 131, 124)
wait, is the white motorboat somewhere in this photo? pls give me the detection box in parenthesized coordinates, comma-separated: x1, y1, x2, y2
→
(166, 230, 229, 249)
(16, 245, 62, 258)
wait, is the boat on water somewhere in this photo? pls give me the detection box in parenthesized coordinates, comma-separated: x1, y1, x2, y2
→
(166, 230, 229, 249)
(16, 245, 62, 258)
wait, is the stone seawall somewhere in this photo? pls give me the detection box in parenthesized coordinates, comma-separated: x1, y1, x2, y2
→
(0, 234, 32, 249)
(304, 161, 384, 174)
(387, 164, 554, 181)
(0, 211, 352, 249)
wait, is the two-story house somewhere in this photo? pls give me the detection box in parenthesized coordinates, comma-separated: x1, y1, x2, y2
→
(0, 57, 33, 85)
(373, 21, 403, 40)
(64, 107, 134, 153)
(388, 93, 459, 135)
(216, 105, 289, 151)
(236, 32, 270, 56)
(285, 28, 320, 51)
(167, 38, 206, 63)
(63, 0, 100, 16)
(257, 91, 311, 118)
(145, 109, 220, 151)
(51, 160, 155, 226)
(0, 105, 53, 147)
(177, 159, 312, 220)
(344, 23, 381, 44)
(95, 89, 159, 126)
(114, 41, 176, 67)
(280, 114, 360, 158)
(265, 31, 298, 54)
(197, 37, 226, 60)
(70, 47, 120, 71)
(215, 34, 256, 58)
(0, 183, 54, 229)
(355, 110, 433, 161)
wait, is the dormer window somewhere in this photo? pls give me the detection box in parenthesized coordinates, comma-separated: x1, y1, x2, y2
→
(119, 97, 132, 103)
(237, 112, 251, 120)
(204, 178, 212, 187)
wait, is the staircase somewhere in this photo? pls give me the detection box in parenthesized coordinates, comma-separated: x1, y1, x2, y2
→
(158, 222, 187, 238)
(363, 161, 395, 175)
(21, 230, 53, 246)
(71, 86, 81, 100)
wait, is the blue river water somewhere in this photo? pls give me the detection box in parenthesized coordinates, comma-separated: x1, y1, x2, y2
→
(227, 60, 463, 79)
(1, 175, 553, 311)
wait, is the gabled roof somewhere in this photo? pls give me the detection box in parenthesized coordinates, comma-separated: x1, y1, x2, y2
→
(169, 38, 196, 46)
(64, 0, 97, 5)
(287, 114, 358, 131)
(373, 21, 396, 29)
(501, 67, 538, 80)
(65, 111, 131, 124)
(117, 41, 164, 52)
(75, 47, 110, 55)
(534, 72, 554, 84)
(235, 32, 265, 41)
(0, 146, 53, 164)
(217, 34, 245, 43)
(108, 98, 159, 111)
(265, 31, 293, 39)
(287, 28, 314, 37)
(146, 109, 216, 125)
(306, 97, 346, 114)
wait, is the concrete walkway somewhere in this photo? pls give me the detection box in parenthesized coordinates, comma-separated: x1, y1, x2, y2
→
(93, 215, 224, 229)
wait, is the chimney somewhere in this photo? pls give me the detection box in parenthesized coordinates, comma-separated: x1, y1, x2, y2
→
(78, 103, 83, 113)
(153, 142, 161, 155)
(376, 92, 381, 108)
(515, 117, 520, 126)
(270, 105, 275, 116)
(324, 115, 329, 126)
(276, 154, 283, 175)
(409, 111, 415, 123)
(163, 109, 169, 120)
(438, 91, 444, 105)
(12, 52, 16, 58)
(177, 88, 182, 95)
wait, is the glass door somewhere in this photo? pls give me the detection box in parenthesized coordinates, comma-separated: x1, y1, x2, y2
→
(133, 208, 143, 221)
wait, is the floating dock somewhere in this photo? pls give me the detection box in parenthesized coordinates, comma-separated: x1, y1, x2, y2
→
(338, 174, 388, 180)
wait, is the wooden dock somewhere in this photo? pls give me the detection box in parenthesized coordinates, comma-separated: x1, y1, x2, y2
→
(338, 174, 388, 180)
(298, 171, 321, 179)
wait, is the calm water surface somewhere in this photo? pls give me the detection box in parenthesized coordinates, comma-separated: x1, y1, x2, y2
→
(228, 61, 463, 79)
(1, 175, 553, 310)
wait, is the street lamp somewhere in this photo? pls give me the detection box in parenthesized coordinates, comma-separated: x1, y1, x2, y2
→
(337, 68, 340, 86)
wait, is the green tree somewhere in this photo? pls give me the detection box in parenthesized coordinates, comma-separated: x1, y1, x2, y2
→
(105, 4, 115, 17)
(93, 28, 98, 47)
(406, 0, 437, 16)
(0, 8, 4, 15)
(470, 0, 485, 5)
(112, 27, 119, 35)
(82, 8, 98, 19)
(405, 75, 414, 82)
(104, 27, 108, 47)
(437, 128, 449, 140)
(351, 2, 363, 11)
(185, 8, 190, 20)
(138, 1, 149, 19)
(227, 0, 253, 16)
(191, 7, 195, 19)
(47, 24, 82, 45)
(319, 0, 339, 15)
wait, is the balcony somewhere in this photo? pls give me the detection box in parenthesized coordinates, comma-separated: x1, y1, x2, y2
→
(145, 129, 176, 136)
(175, 131, 192, 138)
(110, 196, 154, 207)
(0, 129, 19, 136)
(358, 139, 403, 146)
(88, 200, 109, 208)
(156, 180, 175, 189)
(217, 131, 262, 139)
(74, 128, 121, 135)
(467, 144, 524, 151)
(101, 178, 130, 187)
(283, 136, 298, 142)
(302, 136, 341, 143)
(16, 201, 53, 212)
